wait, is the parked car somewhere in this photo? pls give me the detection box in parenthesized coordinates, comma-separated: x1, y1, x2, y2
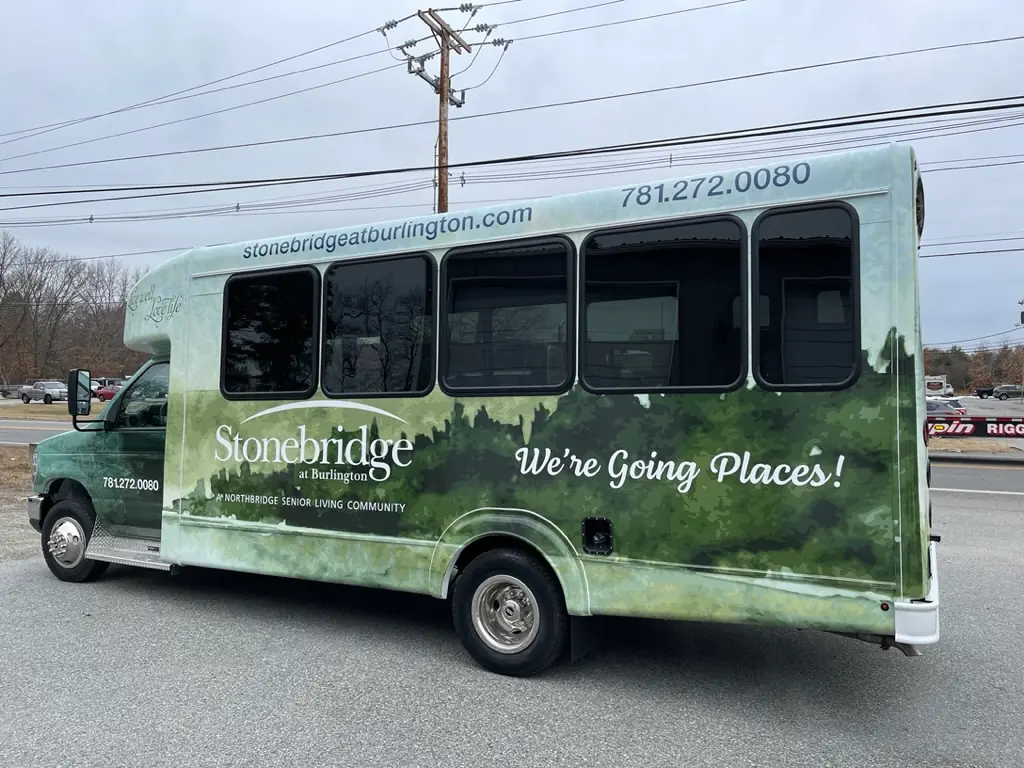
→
(18, 380, 68, 404)
(928, 396, 966, 415)
(926, 398, 960, 416)
(95, 383, 121, 402)
(974, 385, 995, 399)
(992, 384, 1024, 401)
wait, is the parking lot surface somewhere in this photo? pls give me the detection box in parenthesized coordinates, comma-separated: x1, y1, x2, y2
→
(1, 483, 1022, 768)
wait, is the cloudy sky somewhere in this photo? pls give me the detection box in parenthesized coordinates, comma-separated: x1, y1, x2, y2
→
(0, 0, 1021, 347)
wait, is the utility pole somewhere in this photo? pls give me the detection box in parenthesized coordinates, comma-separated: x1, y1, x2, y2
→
(407, 9, 472, 214)
(1017, 299, 1024, 400)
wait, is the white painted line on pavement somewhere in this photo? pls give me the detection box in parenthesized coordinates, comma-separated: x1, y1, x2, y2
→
(932, 487, 1024, 496)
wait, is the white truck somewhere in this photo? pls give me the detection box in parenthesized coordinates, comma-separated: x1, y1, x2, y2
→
(18, 380, 69, 404)
(925, 374, 954, 397)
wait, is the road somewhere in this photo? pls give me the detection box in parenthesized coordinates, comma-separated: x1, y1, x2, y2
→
(933, 462, 1022, 494)
(0, 418, 68, 446)
(1, 468, 1022, 767)
(964, 394, 1024, 417)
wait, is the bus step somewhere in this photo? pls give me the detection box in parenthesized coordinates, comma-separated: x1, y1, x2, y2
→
(86, 519, 172, 572)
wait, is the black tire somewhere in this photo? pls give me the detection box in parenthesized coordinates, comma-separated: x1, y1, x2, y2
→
(97, 394, 106, 402)
(21, 394, 30, 404)
(999, 393, 1009, 400)
(40, 498, 110, 583)
(43, 394, 52, 404)
(451, 548, 569, 677)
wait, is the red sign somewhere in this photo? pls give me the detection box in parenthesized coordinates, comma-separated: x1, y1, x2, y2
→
(926, 416, 1024, 438)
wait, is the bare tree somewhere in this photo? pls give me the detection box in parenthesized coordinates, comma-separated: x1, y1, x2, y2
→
(13, 245, 82, 378)
(0, 231, 29, 386)
(0, 230, 149, 383)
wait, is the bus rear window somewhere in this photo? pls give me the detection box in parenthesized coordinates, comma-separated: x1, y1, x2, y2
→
(753, 205, 858, 389)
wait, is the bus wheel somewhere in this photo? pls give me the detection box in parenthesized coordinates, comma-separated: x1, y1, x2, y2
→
(452, 548, 568, 677)
(41, 499, 109, 583)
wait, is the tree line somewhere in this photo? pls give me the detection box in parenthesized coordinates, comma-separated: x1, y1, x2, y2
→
(0, 230, 149, 387)
(924, 343, 1024, 393)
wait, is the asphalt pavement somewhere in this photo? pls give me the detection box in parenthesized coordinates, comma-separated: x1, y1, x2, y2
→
(963, 393, 1024, 417)
(1, 465, 1022, 767)
(0, 419, 69, 446)
(933, 462, 1022, 494)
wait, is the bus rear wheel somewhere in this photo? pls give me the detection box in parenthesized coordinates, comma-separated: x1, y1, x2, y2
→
(451, 548, 568, 677)
(41, 498, 109, 583)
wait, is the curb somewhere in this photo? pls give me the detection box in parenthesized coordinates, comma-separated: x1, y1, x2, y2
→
(929, 451, 1024, 465)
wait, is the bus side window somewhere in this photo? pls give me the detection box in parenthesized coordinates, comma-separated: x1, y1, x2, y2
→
(754, 205, 858, 388)
(440, 238, 573, 396)
(581, 217, 745, 392)
(321, 253, 435, 397)
(221, 266, 320, 399)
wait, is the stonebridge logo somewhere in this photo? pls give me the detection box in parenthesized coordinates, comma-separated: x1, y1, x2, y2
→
(213, 401, 413, 482)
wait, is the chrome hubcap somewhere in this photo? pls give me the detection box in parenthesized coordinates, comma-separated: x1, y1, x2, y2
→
(47, 517, 86, 569)
(471, 574, 539, 654)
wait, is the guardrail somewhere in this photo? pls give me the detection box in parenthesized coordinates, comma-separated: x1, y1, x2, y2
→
(927, 416, 1024, 437)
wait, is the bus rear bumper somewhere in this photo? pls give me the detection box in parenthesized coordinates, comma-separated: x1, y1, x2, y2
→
(894, 541, 940, 645)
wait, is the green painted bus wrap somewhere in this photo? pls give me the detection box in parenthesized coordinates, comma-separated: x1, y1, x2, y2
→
(35, 142, 932, 650)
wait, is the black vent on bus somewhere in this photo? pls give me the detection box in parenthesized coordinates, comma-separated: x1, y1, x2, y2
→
(582, 517, 613, 555)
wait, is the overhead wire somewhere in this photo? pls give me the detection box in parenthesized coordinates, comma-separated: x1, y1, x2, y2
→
(0, 1, 738, 165)
(9, 141, 1024, 229)
(0, 60, 413, 165)
(928, 327, 1024, 346)
(3, 31, 1023, 179)
(2, 0, 620, 150)
(0, 21, 412, 144)
(5, 92, 1024, 215)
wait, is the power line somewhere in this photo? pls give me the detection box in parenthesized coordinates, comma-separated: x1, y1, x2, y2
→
(920, 246, 1024, 259)
(920, 233, 1024, 249)
(5, 93, 1024, 216)
(4, 31, 1022, 179)
(1, 107, 1004, 193)
(509, 1, 745, 43)
(0, 1, 744, 167)
(0, 0, 617, 154)
(928, 327, 1024, 346)
(0, 60, 411, 166)
(0, 21, 413, 145)
(9, 141, 1024, 229)
(486, 0, 625, 27)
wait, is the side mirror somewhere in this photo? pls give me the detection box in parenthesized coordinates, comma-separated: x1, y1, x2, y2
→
(68, 368, 92, 417)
